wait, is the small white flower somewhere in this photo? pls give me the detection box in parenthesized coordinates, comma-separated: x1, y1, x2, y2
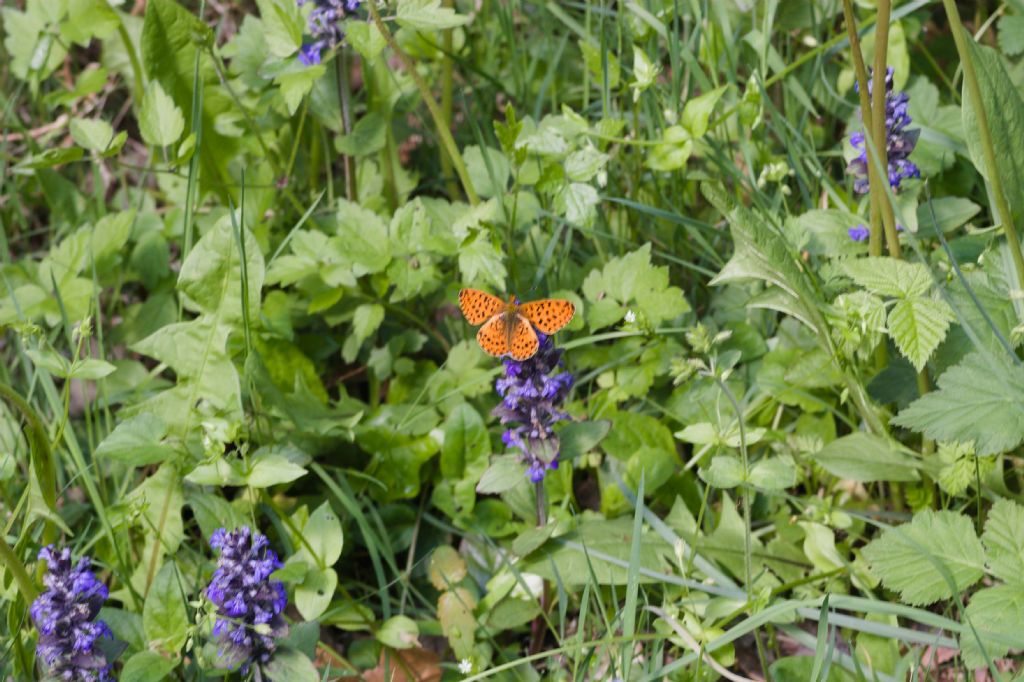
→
(597, 169, 608, 188)
(624, 309, 637, 323)
(458, 658, 473, 675)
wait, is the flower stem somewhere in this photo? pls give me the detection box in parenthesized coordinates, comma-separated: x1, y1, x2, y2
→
(336, 48, 358, 202)
(439, 0, 461, 201)
(870, 0, 901, 259)
(366, 2, 479, 206)
(942, 0, 1024, 294)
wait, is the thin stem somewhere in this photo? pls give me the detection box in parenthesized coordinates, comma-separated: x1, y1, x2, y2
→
(942, 0, 1024, 293)
(365, 1, 479, 205)
(870, 0, 901, 258)
(336, 49, 358, 202)
(841, 0, 882, 256)
(439, 0, 460, 201)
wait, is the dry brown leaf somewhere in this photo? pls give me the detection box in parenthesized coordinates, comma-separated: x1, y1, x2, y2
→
(362, 647, 442, 682)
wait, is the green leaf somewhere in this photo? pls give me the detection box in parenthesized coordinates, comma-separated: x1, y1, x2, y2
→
(999, 14, 1024, 56)
(70, 117, 116, 153)
(458, 230, 507, 291)
(294, 502, 344, 566)
(177, 216, 265, 322)
(440, 404, 489, 479)
(748, 457, 797, 490)
(699, 454, 743, 488)
(522, 517, 673, 585)
(564, 147, 609, 183)
(811, 433, 920, 483)
(128, 464, 185, 558)
(139, 81, 185, 147)
(862, 510, 985, 606)
(275, 65, 325, 115)
(464, 145, 510, 198)
(68, 358, 117, 380)
(396, 0, 471, 31)
(843, 257, 932, 299)
(336, 199, 390, 275)
(428, 546, 467, 589)
(959, 585, 1024, 669)
(377, 615, 420, 649)
(894, 351, 1024, 455)
(646, 125, 692, 171)
(962, 40, 1024, 228)
(143, 561, 189, 653)
(345, 20, 386, 62)
(982, 498, 1024, 586)
(121, 651, 178, 682)
(476, 455, 524, 494)
(262, 646, 320, 682)
(95, 413, 177, 466)
(245, 454, 308, 488)
(680, 85, 727, 138)
(558, 420, 611, 461)
(295, 566, 337, 621)
(438, 587, 477, 659)
(255, 0, 302, 57)
(887, 297, 953, 371)
(335, 112, 387, 157)
(555, 182, 600, 226)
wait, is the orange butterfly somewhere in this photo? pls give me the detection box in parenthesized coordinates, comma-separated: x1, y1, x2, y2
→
(458, 289, 575, 361)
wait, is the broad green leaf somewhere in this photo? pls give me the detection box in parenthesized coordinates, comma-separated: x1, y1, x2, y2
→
(377, 615, 420, 649)
(128, 464, 185, 558)
(887, 297, 953, 371)
(458, 230, 507, 291)
(522, 517, 673, 585)
(68, 358, 117, 380)
(143, 561, 189, 653)
(343, 303, 385, 362)
(396, 0, 471, 31)
(336, 199, 390, 275)
(245, 454, 307, 488)
(843, 257, 932, 299)
(748, 457, 797, 490)
(255, 0, 302, 57)
(630, 45, 658, 101)
(981, 499, 1024, 586)
(959, 585, 1024, 669)
(646, 125, 692, 171)
(680, 85, 727, 138)
(811, 433, 920, 482)
(262, 646, 320, 682)
(699, 454, 743, 488)
(998, 14, 1024, 56)
(464, 145, 510, 198)
(894, 351, 1024, 455)
(862, 510, 985, 606)
(564, 147, 609, 183)
(555, 182, 600, 226)
(295, 566, 337, 621)
(438, 587, 477, 659)
(275, 65, 325, 115)
(177, 216, 265, 322)
(294, 502, 344, 566)
(428, 546, 467, 590)
(579, 41, 620, 89)
(557, 420, 611, 461)
(92, 210, 135, 260)
(962, 40, 1024, 228)
(139, 81, 185, 147)
(2, 5, 67, 80)
(345, 20, 386, 62)
(440, 403, 489, 479)
(70, 117, 116, 152)
(335, 112, 387, 157)
(916, 196, 980, 236)
(121, 651, 178, 682)
(476, 455, 524, 494)
(95, 413, 177, 466)
(771, 656, 856, 682)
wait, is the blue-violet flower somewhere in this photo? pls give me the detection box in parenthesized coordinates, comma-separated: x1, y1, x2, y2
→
(296, 0, 361, 66)
(30, 546, 112, 682)
(494, 333, 574, 483)
(207, 527, 288, 672)
(848, 67, 920, 194)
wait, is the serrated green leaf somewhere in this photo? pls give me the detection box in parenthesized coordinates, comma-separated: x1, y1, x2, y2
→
(982, 498, 1024, 586)
(959, 585, 1024, 669)
(811, 432, 920, 483)
(843, 257, 932, 299)
(887, 297, 953, 371)
(139, 81, 185, 147)
(70, 117, 116, 152)
(143, 561, 188, 653)
(396, 0, 471, 31)
(458, 230, 507, 291)
(894, 351, 1024, 455)
(862, 510, 985, 606)
(345, 19, 386, 62)
(275, 65, 324, 115)
(255, 0, 302, 57)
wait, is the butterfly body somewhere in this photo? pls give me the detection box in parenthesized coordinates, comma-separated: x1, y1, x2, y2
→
(458, 289, 575, 360)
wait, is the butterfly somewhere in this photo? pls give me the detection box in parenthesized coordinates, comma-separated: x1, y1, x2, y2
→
(458, 288, 575, 361)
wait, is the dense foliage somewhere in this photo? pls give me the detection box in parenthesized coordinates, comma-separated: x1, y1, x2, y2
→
(2, 0, 1024, 679)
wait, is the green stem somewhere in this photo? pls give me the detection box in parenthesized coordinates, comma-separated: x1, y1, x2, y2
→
(840, 0, 882, 256)
(870, 0, 901, 258)
(0, 532, 36, 603)
(336, 49, 358, 202)
(942, 0, 1024, 293)
(117, 20, 145, 103)
(439, 0, 460, 201)
(366, 1, 479, 205)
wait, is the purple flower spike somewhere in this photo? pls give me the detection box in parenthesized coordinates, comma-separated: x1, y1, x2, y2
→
(297, 0, 362, 65)
(848, 224, 870, 242)
(30, 547, 113, 682)
(207, 527, 288, 673)
(494, 335, 574, 483)
(848, 67, 920, 194)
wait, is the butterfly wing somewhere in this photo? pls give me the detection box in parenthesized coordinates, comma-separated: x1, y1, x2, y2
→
(510, 314, 541, 360)
(518, 299, 576, 334)
(476, 314, 512, 357)
(459, 288, 505, 326)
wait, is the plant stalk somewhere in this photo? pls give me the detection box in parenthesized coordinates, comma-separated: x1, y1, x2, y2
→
(870, 0, 902, 258)
(336, 48, 358, 202)
(365, 2, 479, 205)
(439, 0, 461, 201)
(942, 0, 1024, 293)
